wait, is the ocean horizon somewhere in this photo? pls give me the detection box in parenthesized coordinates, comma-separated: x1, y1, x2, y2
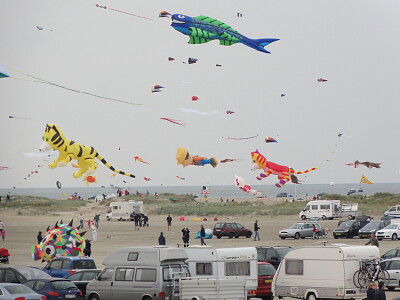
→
(0, 183, 399, 200)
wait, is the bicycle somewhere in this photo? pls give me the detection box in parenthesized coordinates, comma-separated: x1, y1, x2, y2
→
(353, 259, 390, 288)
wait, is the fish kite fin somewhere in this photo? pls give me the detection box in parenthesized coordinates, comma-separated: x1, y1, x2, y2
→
(189, 36, 213, 44)
(252, 38, 279, 53)
(194, 15, 238, 32)
(219, 39, 238, 46)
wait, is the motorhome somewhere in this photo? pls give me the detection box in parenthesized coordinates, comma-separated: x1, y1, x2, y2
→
(384, 205, 400, 218)
(106, 200, 143, 221)
(272, 245, 380, 300)
(341, 203, 359, 219)
(86, 246, 189, 300)
(299, 200, 341, 220)
(183, 246, 258, 292)
(347, 187, 364, 196)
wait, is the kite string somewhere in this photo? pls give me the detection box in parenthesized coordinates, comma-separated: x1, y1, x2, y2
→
(107, 7, 153, 20)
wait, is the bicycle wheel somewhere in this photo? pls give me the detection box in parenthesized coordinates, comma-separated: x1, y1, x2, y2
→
(377, 269, 390, 285)
(357, 270, 370, 288)
(353, 270, 362, 288)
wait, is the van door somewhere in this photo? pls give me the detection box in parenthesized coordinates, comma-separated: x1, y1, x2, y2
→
(131, 268, 158, 299)
(93, 267, 114, 300)
(310, 204, 319, 218)
(111, 268, 136, 300)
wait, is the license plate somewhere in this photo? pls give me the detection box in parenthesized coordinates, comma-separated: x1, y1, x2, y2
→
(336, 233, 341, 235)
(265, 279, 272, 283)
(65, 295, 76, 298)
(361, 235, 367, 237)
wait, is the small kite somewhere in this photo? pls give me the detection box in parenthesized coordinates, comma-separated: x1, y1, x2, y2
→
(317, 78, 328, 82)
(226, 110, 235, 114)
(235, 175, 264, 197)
(338, 132, 351, 138)
(0, 65, 10, 78)
(188, 57, 198, 64)
(290, 174, 302, 184)
(159, 12, 279, 54)
(0, 166, 10, 171)
(36, 26, 44, 30)
(84, 175, 97, 186)
(176, 147, 218, 168)
(223, 134, 258, 140)
(220, 158, 240, 163)
(144, 177, 152, 181)
(251, 149, 318, 187)
(160, 118, 186, 126)
(134, 156, 151, 165)
(360, 175, 373, 184)
(40, 124, 135, 179)
(95, 4, 152, 20)
(191, 96, 199, 101)
(56, 181, 62, 189)
(179, 108, 219, 116)
(151, 85, 164, 93)
(9, 115, 31, 120)
(216, 64, 222, 67)
(176, 176, 186, 180)
(168, 57, 175, 61)
(281, 94, 286, 97)
(346, 160, 381, 169)
(265, 136, 278, 143)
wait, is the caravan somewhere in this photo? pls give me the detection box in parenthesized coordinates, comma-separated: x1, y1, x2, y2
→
(299, 200, 341, 220)
(272, 245, 380, 300)
(106, 200, 144, 221)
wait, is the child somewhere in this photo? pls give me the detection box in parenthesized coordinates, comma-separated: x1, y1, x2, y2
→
(1, 229, 6, 241)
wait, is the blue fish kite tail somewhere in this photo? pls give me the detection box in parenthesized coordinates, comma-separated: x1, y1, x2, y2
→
(249, 38, 280, 54)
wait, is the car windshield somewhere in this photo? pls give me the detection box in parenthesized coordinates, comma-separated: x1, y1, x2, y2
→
(13, 266, 53, 280)
(362, 222, 380, 230)
(258, 264, 276, 276)
(51, 280, 78, 290)
(288, 224, 303, 229)
(5, 284, 35, 294)
(385, 224, 399, 229)
(338, 221, 353, 229)
(275, 247, 292, 257)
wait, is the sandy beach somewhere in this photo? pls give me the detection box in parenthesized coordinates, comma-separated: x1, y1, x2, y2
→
(2, 198, 400, 298)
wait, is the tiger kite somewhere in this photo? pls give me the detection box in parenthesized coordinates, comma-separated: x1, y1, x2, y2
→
(250, 150, 318, 188)
(39, 124, 135, 179)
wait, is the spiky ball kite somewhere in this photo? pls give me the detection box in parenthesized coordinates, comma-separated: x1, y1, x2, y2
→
(31, 220, 86, 262)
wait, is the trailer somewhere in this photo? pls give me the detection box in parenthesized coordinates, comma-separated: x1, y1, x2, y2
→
(106, 200, 143, 221)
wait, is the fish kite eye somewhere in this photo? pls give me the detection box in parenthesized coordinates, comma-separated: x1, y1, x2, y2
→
(178, 14, 185, 18)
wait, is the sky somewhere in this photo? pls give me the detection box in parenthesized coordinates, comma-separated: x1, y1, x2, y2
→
(1, 0, 400, 189)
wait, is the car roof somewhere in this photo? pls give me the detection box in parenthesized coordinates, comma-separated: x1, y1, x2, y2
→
(51, 256, 93, 261)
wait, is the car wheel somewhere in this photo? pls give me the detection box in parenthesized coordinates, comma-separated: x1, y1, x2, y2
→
(235, 235, 239, 238)
(392, 233, 398, 240)
(280, 237, 286, 239)
(142, 296, 152, 300)
(306, 292, 317, 300)
(387, 287, 395, 291)
(246, 232, 252, 238)
(321, 215, 326, 220)
(301, 237, 305, 239)
(89, 294, 100, 300)
(229, 233, 234, 239)
(301, 215, 306, 220)
(294, 232, 300, 239)
(334, 235, 338, 239)
(217, 235, 222, 239)
(378, 238, 383, 241)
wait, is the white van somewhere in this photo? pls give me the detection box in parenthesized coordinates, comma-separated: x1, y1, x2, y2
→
(272, 245, 380, 300)
(106, 200, 144, 221)
(184, 246, 258, 292)
(384, 205, 400, 218)
(299, 200, 341, 220)
(347, 187, 364, 196)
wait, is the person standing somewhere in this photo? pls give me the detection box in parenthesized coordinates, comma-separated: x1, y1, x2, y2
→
(78, 213, 84, 229)
(1, 229, 5, 241)
(134, 213, 140, 231)
(166, 214, 172, 231)
(84, 239, 92, 257)
(365, 233, 379, 248)
(375, 281, 386, 300)
(0, 220, 5, 237)
(91, 224, 97, 242)
(312, 224, 319, 240)
(366, 282, 377, 300)
(37, 231, 43, 244)
(182, 227, 190, 247)
(253, 220, 260, 241)
(93, 213, 101, 229)
(200, 225, 207, 246)
(158, 232, 166, 245)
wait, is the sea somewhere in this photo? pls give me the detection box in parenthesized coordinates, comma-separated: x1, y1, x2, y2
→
(0, 183, 399, 200)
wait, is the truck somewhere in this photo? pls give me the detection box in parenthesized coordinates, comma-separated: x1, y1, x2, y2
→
(106, 200, 143, 221)
(183, 246, 258, 293)
(272, 245, 380, 300)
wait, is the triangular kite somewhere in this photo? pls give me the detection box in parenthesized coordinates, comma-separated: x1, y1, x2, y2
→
(360, 175, 373, 184)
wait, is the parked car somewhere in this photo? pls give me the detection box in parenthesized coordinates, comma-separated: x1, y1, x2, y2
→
(0, 266, 27, 283)
(278, 222, 325, 239)
(380, 258, 400, 290)
(248, 262, 276, 300)
(23, 278, 83, 299)
(381, 248, 400, 260)
(65, 269, 102, 296)
(358, 220, 390, 239)
(376, 223, 400, 240)
(276, 193, 293, 197)
(256, 246, 292, 269)
(333, 216, 371, 239)
(0, 283, 46, 300)
(213, 222, 252, 239)
(42, 256, 97, 278)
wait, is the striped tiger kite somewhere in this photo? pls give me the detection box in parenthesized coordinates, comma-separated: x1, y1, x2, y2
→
(250, 150, 318, 188)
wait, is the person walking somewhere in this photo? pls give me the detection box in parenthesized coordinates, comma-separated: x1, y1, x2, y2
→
(143, 215, 149, 227)
(0, 220, 5, 236)
(166, 214, 172, 231)
(158, 232, 166, 245)
(134, 213, 141, 231)
(182, 227, 190, 247)
(375, 281, 386, 300)
(93, 213, 101, 229)
(84, 239, 92, 257)
(365, 233, 379, 247)
(37, 231, 43, 244)
(312, 224, 319, 240)
(253, 220, 260, 241)
(200, 225, 207, 246)
(91, 224, 97, 242)
(1, 229, 5, 241)
(366, 282, 377, 300)
(78, 213, 84, 228)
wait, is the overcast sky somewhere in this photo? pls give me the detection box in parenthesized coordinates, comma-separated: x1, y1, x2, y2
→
(1, 0, 399, 189)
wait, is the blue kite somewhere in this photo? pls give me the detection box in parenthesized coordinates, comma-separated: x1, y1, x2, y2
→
(159, 11, 279, 54)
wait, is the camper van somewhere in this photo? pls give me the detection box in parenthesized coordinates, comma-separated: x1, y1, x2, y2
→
(272, 245, 380, 300)
(299, 200, 341, 220)
(384, 205, 400, 218)
(347, 187, 364, 196)
(106, 200, 144, 221)
(183, 246, 258, 292)
(86, 246, 189, 300)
